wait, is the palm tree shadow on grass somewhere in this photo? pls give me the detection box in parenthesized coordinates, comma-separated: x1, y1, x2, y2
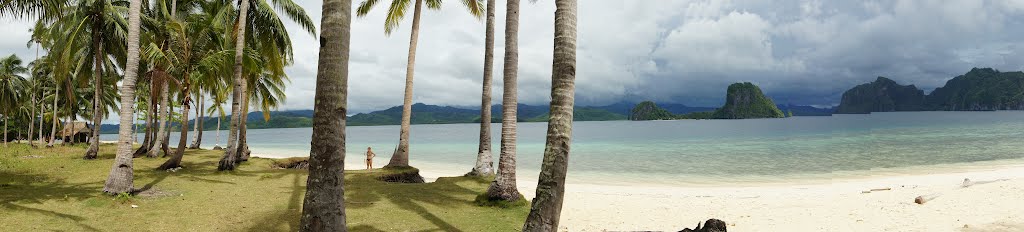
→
(242, 171, 304, 232)
(0, 171, 101, 232)
(345, 173, 484, 232)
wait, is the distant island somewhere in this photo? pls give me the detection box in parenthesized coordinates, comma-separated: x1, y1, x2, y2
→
(630, 82, 788, 120)
(100, 100, 830, 133)
(835, 68, 1024, 114)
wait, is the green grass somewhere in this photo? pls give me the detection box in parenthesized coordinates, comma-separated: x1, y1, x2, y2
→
(0, 143, 528, 231)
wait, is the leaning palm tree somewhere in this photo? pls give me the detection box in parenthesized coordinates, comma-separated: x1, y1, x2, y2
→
(218, 0, 315, 170)
(298, 0, 351, 230)
(523, 0, 577, 229)
(0, 55, 29, 147)
(357, 0, 483, 169)
(484, 0, 523, 202)
(468, 0, 496, 177)
(103, 0, 143, 195)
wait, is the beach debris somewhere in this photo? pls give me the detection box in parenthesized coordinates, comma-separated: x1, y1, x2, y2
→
(861, 187, 892, 193)
(679, 218, 727, 232)
(961, 178, 1009, 188)
(271, 157, 309, 169)
(914, 194, 942, 204)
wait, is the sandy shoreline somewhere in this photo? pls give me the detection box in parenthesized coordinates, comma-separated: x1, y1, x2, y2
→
(427, 163, 1024, 232)
(248, 152, 1024, 231)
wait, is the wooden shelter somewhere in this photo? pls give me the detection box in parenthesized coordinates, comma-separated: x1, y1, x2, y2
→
(60, 121, 92, 143)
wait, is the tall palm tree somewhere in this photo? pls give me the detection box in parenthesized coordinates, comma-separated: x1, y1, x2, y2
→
(299, 0, 350, 230)
(0, 55, 29, 147)
(484, 0, 521, 202)
(357, 0, 483, 169)
(103, 0, 143, 195)
(157, 0, 234, 170)
(219, 0, 314, 170)
(468, 0, 496, 177)
(523, 0, 577, 229)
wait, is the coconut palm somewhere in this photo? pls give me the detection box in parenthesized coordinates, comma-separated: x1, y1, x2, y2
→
(103, 0, 143, 195)
(356, 0, 483, 169)
(0, 55, 29, 147)
(154, 0, 235, 170)
(483, 0, 524, 202)
(299, 0, 350, 229)
(235, 66, 289, 161)
(218, 0, 315, 170)
(523, 0, 577, 229)
(468, 0, 496, 177)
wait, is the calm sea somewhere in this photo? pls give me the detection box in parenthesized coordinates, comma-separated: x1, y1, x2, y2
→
(102, 111, 1024, 186)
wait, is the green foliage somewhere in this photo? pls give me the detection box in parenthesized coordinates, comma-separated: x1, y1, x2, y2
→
(711, 82, 785, 119)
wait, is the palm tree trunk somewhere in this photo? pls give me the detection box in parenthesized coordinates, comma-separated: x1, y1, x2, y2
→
(38, 97, 44, 144)
(160, 103, 172, 157)
(63, 107, 71, 145)
(47, 86, 57, 147)
(3, 116, 7, 147)
(85, 24, 104, 159)
(237, 87, 250, 161)
(148, 77, 169, 158)
(189, 92, 203, 149)
(161, 82, 190, 170)
(385, 0, 424, 168)
(299, 0, 351, 229)
(28, 85, 36, 147)
(134, 77, 155, 157)
(485, 0, 521, 201)
(218, 0, 250, 171)
(215, 106, 221, 148)
(469, 0, 497, 177)
(522, 0, 577, 229)
(103, 0, 142, 195)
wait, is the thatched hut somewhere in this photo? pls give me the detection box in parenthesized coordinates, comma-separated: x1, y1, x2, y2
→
(60, 122, 92, 143)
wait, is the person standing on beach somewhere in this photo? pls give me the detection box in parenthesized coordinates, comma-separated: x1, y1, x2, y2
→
(366, 147, 376, 170)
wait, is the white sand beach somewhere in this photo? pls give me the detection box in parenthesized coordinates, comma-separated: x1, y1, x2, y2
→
(419, 163, 1024, 232)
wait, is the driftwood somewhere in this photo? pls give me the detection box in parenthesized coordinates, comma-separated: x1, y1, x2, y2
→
(861, 187, 892, 193)
(680, 219, 727, 232)
(914, 194, 941, 204)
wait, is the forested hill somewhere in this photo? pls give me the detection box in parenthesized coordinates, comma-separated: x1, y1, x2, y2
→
(835, 68, 1024, 113)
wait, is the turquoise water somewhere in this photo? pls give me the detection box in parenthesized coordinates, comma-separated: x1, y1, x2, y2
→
(104, 111, 1024, 185)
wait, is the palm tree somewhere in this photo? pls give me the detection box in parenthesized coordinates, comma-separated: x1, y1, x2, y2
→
(357, 0, 483, 169)
(103, 0, 143, 195)
(523, 0, 577, 229)
(298, 0, 350, 230)
(484, 0, 522, 202)
(157, 0, 235, 170)
(219, 0, 314, 170)
(0, 55, 29, 147)
(468, 0, 496, 177)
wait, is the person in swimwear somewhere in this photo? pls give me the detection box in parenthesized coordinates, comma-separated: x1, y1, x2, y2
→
(365, 147, 376, 170)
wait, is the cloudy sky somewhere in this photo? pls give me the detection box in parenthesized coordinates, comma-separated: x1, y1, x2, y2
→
(3, 0, 1024, 118)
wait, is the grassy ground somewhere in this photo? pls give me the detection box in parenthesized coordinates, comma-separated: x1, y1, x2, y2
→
(0, 143, 528, 231)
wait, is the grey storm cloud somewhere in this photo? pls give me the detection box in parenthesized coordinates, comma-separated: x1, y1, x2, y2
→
(4, 0, 1024, 117)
